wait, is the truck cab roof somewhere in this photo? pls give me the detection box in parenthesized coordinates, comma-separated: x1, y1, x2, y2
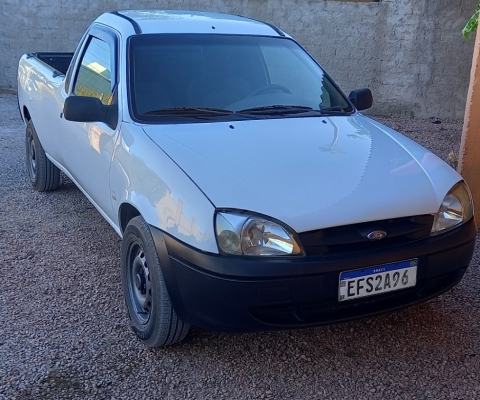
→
(104, 10, 285, 36)
(103, 10, 285, 37)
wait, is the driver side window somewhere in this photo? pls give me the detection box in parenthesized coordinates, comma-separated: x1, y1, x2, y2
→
(73, 37, 113, 105)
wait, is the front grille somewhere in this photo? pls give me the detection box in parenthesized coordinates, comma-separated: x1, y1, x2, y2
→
(297, 215, 434, 256)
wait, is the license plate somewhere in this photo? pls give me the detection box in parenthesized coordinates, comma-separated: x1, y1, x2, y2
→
(339, 259, 417, 302)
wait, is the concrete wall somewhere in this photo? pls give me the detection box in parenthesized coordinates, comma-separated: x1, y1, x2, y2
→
(0, 0, 476, 117)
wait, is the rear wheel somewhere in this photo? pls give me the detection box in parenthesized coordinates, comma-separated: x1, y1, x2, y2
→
(121, 216, 190, 347)
(25, 120, 60, 191)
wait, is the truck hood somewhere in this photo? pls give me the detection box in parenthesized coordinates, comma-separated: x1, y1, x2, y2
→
(142, 115, 461, 233)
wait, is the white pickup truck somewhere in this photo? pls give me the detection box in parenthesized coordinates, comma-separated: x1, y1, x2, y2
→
(18, 10, 476, 347)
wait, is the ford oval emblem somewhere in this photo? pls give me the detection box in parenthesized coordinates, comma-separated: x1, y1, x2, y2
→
(367, 230, 387, 240)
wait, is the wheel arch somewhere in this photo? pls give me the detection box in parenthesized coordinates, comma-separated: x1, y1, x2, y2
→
(119, 202, 141, 234)
(23, 106, 31, 122)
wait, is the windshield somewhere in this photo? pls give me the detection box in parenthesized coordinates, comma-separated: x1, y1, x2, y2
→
(128, 34, 353, 122)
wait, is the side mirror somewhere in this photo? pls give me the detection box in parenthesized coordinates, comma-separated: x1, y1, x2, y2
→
(348, 88, 373, 111)
(63, 96, 117, 129)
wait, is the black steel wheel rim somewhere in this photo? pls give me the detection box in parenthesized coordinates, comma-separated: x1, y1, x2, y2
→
(127, 242, 153, 325)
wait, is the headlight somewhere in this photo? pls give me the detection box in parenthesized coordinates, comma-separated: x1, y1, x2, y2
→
(215, 211, 303, 256)
(431, 181, 474, 235)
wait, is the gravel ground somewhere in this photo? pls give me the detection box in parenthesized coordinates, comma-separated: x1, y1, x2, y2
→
(1, 93, 480, 400)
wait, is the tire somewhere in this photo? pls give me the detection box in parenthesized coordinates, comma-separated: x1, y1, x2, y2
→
(25, 120, 60, 191)
(121, 216, 190, 347)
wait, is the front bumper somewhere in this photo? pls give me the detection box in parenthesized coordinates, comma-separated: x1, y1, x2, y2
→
(150, 218, 477, 332)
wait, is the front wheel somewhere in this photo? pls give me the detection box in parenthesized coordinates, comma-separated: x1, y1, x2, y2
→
(121, 216, 190, 347)
(25, 120, 60, 191)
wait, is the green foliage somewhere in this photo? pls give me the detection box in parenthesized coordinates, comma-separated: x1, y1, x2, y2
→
(463, 4, 480, 40)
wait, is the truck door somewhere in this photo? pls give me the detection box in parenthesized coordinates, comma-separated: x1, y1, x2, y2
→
(62, 25, 120, 222)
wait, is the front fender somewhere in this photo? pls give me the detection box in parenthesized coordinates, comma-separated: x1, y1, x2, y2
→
(111, 122, 218, 253)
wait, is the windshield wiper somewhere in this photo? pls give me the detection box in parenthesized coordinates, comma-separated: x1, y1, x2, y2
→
(317, 106, 349, 115)
(143, 107, 234, 116)
(236, 105, 314, 115)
